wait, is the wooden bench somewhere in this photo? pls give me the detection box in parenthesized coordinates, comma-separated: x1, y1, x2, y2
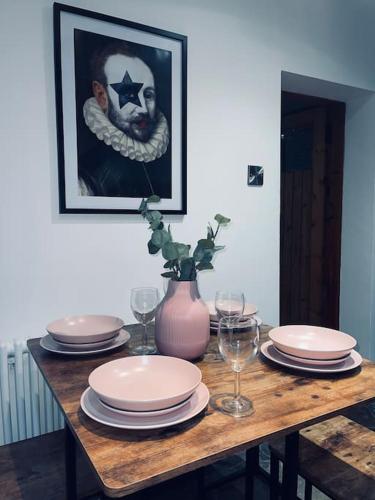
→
(269, 415, 375, 500)
(0, 429, 99, 499)
(0, 430, 234, 500)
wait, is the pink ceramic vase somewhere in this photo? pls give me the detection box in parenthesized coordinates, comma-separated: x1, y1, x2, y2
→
(154, 280, 210, 360)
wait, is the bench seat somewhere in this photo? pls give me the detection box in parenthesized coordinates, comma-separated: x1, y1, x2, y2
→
(269, 415, 375, 500)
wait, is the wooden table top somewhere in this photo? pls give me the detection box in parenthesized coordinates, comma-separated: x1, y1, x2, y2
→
(28, 325, 375, 498)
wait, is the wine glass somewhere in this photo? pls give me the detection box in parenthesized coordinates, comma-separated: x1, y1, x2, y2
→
(215, 290, 245, 320)
(130, 287, 160, 355)
(213, 317, 259, 417)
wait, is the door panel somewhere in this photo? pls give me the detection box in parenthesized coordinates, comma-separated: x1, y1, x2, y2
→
(280, 108, 327, 326)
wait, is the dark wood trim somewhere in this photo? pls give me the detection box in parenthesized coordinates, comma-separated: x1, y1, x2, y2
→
(280, 92, 346, 328)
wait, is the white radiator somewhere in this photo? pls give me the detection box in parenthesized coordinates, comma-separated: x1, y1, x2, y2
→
(0, 340, 64, 446)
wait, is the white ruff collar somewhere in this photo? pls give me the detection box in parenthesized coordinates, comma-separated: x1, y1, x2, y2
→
(83, 97, 169, 163)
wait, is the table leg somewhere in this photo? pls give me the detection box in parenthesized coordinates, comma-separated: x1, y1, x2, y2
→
(304, 479, 312, 500)
(196, 467, 205, 500)
(270, 452, 279, 500)
(281, 432, 299, 500)
(245, 446, 259, 500)
(65, 423, 77, 500)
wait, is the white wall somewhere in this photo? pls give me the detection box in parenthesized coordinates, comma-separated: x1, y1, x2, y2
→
(341, 95, 375, 358)
(2, 0, 375, 348)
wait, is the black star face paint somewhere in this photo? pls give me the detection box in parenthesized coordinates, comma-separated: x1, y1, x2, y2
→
(104, 54, 156, 142)
(110, 71, 143, 109)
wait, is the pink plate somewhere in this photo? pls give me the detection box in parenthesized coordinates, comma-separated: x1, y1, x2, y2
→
(54, 333, 119, 350)
(88, 355, 202, 411)
(46, 315, 124, 344)
(261, 341, 362, 374)
(80, 383, 209, 430)
(206, 301, 258, 321)
(273, 345, 350, 366)
(98, 394, 191, 417)
(210, 315, 263, 329)
(40, 330, 130, 356)
(268, 325, 356, 360)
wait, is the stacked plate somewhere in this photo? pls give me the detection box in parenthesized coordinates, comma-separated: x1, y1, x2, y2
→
(81, 355, 209, 429)
(261, 325, 362, 374)
(206, 301, 261, 332)
(41, 315, 130, 355)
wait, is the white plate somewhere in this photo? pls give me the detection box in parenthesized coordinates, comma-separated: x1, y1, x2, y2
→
(261, 341, 362, 374)
(80, 383, 209, 430)
(273, 345, 350, 366)
(210, 315, 263, 330)
(40, 329, 130, 355)
(55, 333, 119, 350)
(206, 301, 258, 321)
(98, 394, 191, 417)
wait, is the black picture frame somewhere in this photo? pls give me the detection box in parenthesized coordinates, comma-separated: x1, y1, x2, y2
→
(53, 3, 187, 214)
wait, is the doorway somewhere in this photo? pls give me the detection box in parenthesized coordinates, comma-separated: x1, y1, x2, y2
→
(280, 92, 346, 329)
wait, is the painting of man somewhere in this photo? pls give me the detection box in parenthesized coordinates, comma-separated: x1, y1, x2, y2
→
(74, 31, 172, 199)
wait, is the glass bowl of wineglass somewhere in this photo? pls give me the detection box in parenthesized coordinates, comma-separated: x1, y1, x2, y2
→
(211, 316, 259, 417)
(130, 287, 160, 355)
(215, 290, 245, 320)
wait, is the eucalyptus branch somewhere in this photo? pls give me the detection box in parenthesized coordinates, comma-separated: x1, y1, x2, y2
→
(139, 196, 230, 281)
(213, 222, 220, 240)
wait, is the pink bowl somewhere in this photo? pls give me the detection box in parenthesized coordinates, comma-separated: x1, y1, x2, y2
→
(269, 325, 356, 360)
(206, 301, 257, 321)
(88, 355, 202, 411)
(46, 315, 124, 344)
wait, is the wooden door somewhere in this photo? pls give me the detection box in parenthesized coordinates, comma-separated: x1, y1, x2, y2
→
(280, 104, 345, 328)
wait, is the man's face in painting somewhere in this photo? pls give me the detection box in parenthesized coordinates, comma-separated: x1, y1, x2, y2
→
(93, 54, 156, 142)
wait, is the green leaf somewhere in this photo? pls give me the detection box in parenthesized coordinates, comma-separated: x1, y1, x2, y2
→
(161, 242, 190, 261)
(201, 249, 214, 263)
(163, 260, 176, 269)
(151, 229, 171, 248)
(175, 243, 190, 259)
(146, 210, 162, 223)
(147, 194, 161, 203)
(214, 214, 231, 225)
(196, 262, 214, 271)
(150, 219, 164, 230)
(148, 211, 163, 230)
(197, 238, 214, 249)
(180, 258, 197, 281)
(193, 238, 214, 261)
(150, 210, 163, 220)
(193, 245, 204, 261)
(161, 271, 177, 279)
(148, 240, 160, 254)
(213, 245, 225, 252)
(162, 241, 179, 260)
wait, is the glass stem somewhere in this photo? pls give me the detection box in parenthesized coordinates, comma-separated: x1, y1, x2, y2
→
(234, 371, 241, 401)
(143, 323, 148, 346)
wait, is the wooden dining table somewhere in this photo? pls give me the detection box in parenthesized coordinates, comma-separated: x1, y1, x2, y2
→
(28, 324, 375, 499)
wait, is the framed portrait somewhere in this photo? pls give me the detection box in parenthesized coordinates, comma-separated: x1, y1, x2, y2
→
(53, 3, 187, 214)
